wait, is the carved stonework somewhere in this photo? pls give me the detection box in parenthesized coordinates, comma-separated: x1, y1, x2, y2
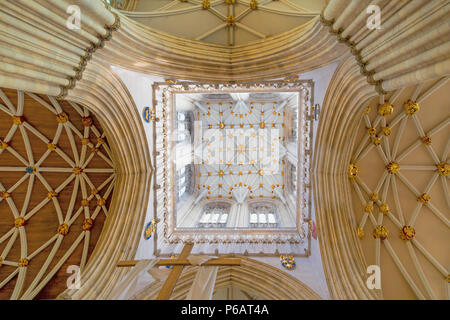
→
(151, 80, 314, 254)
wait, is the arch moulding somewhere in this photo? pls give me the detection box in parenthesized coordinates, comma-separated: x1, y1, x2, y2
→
(132, 257, 322, 300)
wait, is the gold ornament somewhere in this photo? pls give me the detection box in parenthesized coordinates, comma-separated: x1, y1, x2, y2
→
(386, 162, 400, 174)
(218, 170, 224, 177)
(364, 203, 374, 213)
(97, 198, 106, 206)
(81, 199, 89, 207)
(82, 218, 94, 231)
(47, 142, 57, 151)
(0, 140, 9, 149)
(417, 193, 430, 204)
(47, 191, 58, 199)
(259, 122, 266, 129)
(382, 126, 391, 136)
(56, 112, 69, 123)
(371, 136, 381, 146)
(348, 163, 358, 178)
(250, 0, 258, 9)
(202, 0, 210, 9)
(14, 217, 26, 228)
(0, 190, 10, 199)
(12, 115, 25, 125)
(373, 225, 388, 240)
(57, 223, 69, 236)
(404, 100, 419, 115)
(226, 15, 235, 26)
(18, 258, 29, 267)
(81, 138, 89, 145)
(399, 225, 415, 241)
(378, 102, 394, 116)
(369, 192, 379, 202)
(379, 203, 389, 214)
(97, 137, 105, 145)
(73, 167, 83, 175)
(149, 108, 156, 122)
(219, 122, 225, 129)
(436, 162, 449, 176)
(421, 136, 432, 145)
(357, 227, 364, 239)
(367, 127, 377, 136)
(91, 189, 98, 195)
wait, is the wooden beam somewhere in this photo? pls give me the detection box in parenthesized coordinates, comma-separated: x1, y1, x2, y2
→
(156, 243, 194, 300)
(117, 257, 241, 268)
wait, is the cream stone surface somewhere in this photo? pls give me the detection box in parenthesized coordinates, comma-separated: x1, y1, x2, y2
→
(0, 0, 448, 300)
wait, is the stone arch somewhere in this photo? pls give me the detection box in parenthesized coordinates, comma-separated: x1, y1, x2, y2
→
(132, 257, 321, 300)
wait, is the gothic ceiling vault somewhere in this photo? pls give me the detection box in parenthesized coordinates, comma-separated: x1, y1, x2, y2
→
(0, 0, 448, 302)
(120, 0, 325, 46)
(192, 93, 291, 203)
(350, 79, 449, 299)
(0, 88, 115, 299)
(151, 81, 313, 256)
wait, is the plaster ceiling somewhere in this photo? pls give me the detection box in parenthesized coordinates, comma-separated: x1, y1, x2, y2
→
(121, 0, 325, 46)
(350, 78, 449, 299)
(0, 88, 115, 299)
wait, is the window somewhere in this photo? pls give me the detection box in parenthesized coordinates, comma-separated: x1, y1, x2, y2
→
(249, 203, 278, 227)
(177, 112, 190, 143)
(291, 107, 298, 141)
(177, 165, 190, 199)
(198, 204, 229, 228)
(290, 162, 297, 191)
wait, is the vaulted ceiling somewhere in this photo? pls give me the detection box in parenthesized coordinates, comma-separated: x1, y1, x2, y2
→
(121, 0, 325, 46)
(189, 93, 293, 203)
(0, 88, 115, 299)
(350, 79, 449, 299)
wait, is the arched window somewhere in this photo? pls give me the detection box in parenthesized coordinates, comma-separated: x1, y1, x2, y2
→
(291, 106, 299, 142)
(249, 203, 278, 228)
(198, 203, 230, 228)
(289, 162, 297, 192)
(177, 112, 191, 143)
(177, 165, 190, 198)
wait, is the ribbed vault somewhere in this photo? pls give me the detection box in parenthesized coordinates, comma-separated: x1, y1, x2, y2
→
(0, 88, 114, 299)
(350, 79, 449, 299)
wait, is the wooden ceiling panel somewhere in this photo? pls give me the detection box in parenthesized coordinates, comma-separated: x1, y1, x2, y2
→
(0, 88, 115, 300)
